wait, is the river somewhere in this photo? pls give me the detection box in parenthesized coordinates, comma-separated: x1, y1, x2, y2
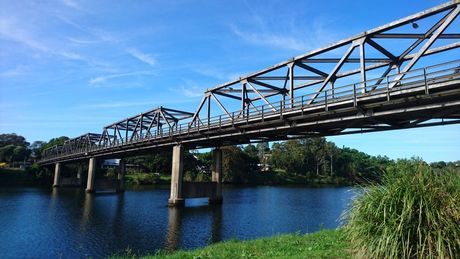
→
(0, 185, 355, 258)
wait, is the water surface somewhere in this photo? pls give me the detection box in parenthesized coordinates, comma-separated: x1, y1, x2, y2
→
(0, 186, 355, 258)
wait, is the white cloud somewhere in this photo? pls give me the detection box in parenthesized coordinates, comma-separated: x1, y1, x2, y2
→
(230, 25, 307, 51)
(89, 70, 155, 85)
(61, 0, 81, 10)
(83, 98, 195, 109)
(0, 17, 94, 63)
(67, 37, 100, 45)
(127, 48, 156, 66)
(169, 80, 207, 98)
(0, 65, 27, 77)
(229, 17, 338, 52)
(193, 66, 242, 82)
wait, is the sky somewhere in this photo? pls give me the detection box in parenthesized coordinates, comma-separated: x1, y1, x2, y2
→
(0, 0, 459, 162)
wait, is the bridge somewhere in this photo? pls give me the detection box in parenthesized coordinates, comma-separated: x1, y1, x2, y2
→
(39, 1, 460, 206)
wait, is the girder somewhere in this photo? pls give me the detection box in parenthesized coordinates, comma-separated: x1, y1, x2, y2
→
(39, 1, 460, 165)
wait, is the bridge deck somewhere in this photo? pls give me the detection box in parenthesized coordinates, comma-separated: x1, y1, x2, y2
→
(40, 60, 460, 165)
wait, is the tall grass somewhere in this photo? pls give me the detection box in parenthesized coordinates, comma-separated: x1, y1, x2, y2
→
(344, 159, 460, 258)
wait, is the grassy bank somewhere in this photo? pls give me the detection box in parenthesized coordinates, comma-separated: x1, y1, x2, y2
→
(113, 229, 350, 259)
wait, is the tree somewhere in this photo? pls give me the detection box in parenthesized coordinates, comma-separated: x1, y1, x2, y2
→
(256, 142, 269, 163)
(13, 146, 29, 165)
(222, 146, 255, 183)
(30, 141, 46, 160)
(308, 137, 326, 176)
(0, 133, 29, 148)
(40, 136, 69, 152)
(325, 142, 337, 176)
(0, 144, 15, 163)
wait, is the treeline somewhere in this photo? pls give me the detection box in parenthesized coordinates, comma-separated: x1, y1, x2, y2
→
(1, 133, 458, 186)
(123, 138, 459, 185)
(0, 133, 69, 166)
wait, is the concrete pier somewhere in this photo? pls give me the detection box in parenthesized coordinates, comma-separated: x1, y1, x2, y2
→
(117, 159, 126, 192)
(52, 162, 61, 187)
(168, 145, 185, 206)
(85, 157, 96, 193)
(209, 148, 223, 204)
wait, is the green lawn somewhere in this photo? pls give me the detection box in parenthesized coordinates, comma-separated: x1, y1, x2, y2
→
(112, 229, 350, 259)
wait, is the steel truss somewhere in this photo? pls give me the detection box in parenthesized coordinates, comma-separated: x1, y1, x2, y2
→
(98, 107, 193, 147)
(40, 1, 460, 163)
(190, 0, 460, 125)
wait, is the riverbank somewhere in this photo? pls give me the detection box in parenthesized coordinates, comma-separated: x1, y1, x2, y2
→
(112, 229, 350, 259)
(0, 167, 50, 186)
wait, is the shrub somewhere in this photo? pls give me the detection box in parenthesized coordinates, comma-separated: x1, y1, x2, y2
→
(344, 159, 460, 258)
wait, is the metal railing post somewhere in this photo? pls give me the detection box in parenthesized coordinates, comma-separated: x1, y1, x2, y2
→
(324, 90, 328, 111)
(280, 101, 283, 118)
(353, 84, 357, 107)
(423, 68, 429, 95)
(386, 76, 390, 101)
(301, 95, 304, 115)
(261, 105, 264, 122)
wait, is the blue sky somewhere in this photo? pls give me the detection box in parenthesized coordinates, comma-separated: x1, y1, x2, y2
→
(0, 0, 459, 162)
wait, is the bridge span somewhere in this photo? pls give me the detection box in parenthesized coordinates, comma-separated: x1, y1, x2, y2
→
(39, 1, 460, 206)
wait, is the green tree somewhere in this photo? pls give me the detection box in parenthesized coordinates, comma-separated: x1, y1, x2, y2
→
(13, 146, 30, 164)
(222, 146, 254, 183)
(0, 133, 29, 148)
(40, 136, 69, 152)
(30, 141, 46, 161)
(0, 144, 15, 163)
(325, 142, 337, 176)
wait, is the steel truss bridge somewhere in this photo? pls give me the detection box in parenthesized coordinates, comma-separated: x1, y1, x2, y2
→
(40, 1, 460, 165)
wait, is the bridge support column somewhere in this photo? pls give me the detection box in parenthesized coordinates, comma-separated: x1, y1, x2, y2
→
(53, 162, 61, 187)
(168, 145, 185, 207)
(77, 164, 83, 186)
(117, 159, 125, 193)
(209, 148, 223, 204)
(86, 157, 96, 193)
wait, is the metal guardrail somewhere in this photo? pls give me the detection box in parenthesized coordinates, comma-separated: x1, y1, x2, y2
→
(41, 59, 460, 161)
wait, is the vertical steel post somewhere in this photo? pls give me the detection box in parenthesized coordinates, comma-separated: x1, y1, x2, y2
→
(288, 63, 294, 108)
(386, 76, 390, 101)
(353, 84, 357, 107)
(360, 42, 367, 93)
(424, 68, 429, 95)
(325, 90, 328, 111)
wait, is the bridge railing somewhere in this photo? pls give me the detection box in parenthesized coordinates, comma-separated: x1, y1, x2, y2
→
(40, 59, 460, 161)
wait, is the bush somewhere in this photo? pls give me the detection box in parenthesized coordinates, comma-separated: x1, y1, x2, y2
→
(344, 159, 460, 258)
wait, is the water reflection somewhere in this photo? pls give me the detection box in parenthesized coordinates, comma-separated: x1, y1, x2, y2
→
(81, 193, 93, 227)
(165, 207, 182, 250)
(0, 186, 353, 259)
(210, 205, 222, 243)
(165, 204, 223, 250)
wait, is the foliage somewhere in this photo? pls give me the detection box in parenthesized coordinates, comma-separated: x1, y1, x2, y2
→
(111, 228, 350, 259)
(222, 146, 259, 183)
(268, 137, 392, 184)
(40, 136, 69, 151)
(30, 141, 46, 160)
(125, 172, 161, 185)
(344, 159, 460, 258)
(0, 133, 29, 147)
(0, 144, 16, 162)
